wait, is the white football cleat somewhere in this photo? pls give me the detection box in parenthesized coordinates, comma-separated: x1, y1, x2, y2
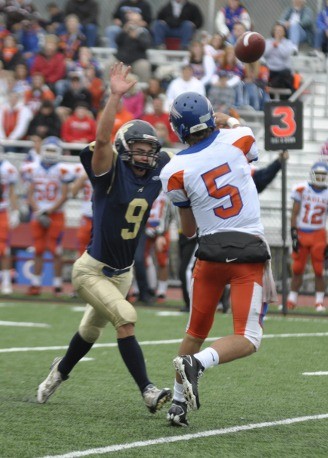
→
(315, 304, 326, 313)
(37, 357, 66, 403)
(1, 284, 13, 295)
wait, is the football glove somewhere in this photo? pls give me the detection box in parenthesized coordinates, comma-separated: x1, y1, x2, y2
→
(36, 211, 51, 228)
(291, 227, 299, 253)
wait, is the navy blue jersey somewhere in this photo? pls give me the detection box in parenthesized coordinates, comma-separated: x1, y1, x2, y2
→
(80, 146, 171, 268)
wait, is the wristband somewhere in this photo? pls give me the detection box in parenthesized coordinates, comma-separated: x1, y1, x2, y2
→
(226, 117, 240, 128)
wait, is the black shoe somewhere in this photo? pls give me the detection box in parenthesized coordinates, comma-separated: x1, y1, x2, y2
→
(142, 384, 172, 413)
(179, 306, 190, 313)
(167, 400, 189, 426)
(173, 355, 204, 411)
(137, 294, 155, 306)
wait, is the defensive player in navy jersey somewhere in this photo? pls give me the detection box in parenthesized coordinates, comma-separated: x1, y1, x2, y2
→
(37, 63, 172, 414)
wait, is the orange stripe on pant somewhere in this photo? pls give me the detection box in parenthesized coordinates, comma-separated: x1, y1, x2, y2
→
(187, 260, 265, 342)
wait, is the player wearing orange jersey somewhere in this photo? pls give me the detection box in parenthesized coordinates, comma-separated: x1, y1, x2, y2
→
(160, 92, 276, 427)
(24, 137, 74, 296)
(71, 164, 93, 256)
(0, 146, 20, 294)
(288, 162, 328, 312)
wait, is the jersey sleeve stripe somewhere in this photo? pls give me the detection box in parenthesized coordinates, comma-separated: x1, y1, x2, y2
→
(167, 170, 185, 192)
(232, 135, 255, 155)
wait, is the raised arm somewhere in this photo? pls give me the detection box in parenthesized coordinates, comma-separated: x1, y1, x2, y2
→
(92, 62, 136, 176)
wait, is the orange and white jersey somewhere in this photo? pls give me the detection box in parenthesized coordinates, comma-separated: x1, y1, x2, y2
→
(160, 127, 264, 237)
(73, 162, 93, 218)
(24, 161, 75, 213)
(146, 190, 171, 233)
(291, 181, 328, 231)
(0, 159, 19, 210)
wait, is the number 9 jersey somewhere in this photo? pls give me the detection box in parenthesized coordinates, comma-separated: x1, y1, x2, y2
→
(160, 127, 264, 238)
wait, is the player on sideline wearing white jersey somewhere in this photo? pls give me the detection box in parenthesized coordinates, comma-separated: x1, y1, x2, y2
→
(288, 162, 328, 312)
(160, 92, 276, 427)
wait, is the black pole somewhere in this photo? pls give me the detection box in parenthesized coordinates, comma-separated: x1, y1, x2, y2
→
(281, 150, 288, 315)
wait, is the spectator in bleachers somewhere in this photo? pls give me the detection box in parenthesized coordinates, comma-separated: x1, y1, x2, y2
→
(64, 0, 99, 47)
(114, 19, 152, 83)
(97, 97, 133, 143)
(154, 121, 174, 148)
(30, 34, 67, 101)
(263, 22, 298, 98)
(18, 17, 46, 69)
(61, 101, 96, 146)
(24, 133, 42, 163)
(0, 88, 32, 143)
(121, 74, 145, 118)
(208, 46, 245, 109)
(243, 60, 269, 111)
(204, 32, 226, 66)
(57, 74, 92, 121)
(0, 0, 41, 33)
(313, 0, 328, 56)
(279, 0, 314, 50)
(0, 34, 25, 71)
(165, 63, 205, 108)
(105, 0, 153, 49)
(43, 2, 65, 34)
(58, 14, 86, 62)
(84, 65, 105, 114)
(188, 40, 216, 92)
(228, 20, 247, 46)
(141, 94, 178, 143)
(68, 46, 102, 78)
(215, 0, 251, 43)
(27, 99, 61, 139)
(0, 145, 19, 295)
(143, 77, 165, 114)
(24, 72, 55, 115)
(0, 13, 10, 51)
(152, 0, 203, 50)
(13, 62, 30, 93)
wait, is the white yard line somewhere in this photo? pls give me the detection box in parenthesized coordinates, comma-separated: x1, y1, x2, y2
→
(1, 333, 328, 353)
(0, 320, 50, 328)
(39, 413, 328, 458)
(303, 371, 328, 376)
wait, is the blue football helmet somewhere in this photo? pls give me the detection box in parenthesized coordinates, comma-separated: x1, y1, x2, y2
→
(169, 92, 216, 143)
(309, 161, 328, 188)
(114, 120, 161, 170)
(40, 136, 62, 165)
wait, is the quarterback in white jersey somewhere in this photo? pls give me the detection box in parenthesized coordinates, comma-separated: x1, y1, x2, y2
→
(0, 148, 20, 294)
(160, 92, 274, 427)
(288, 162, 328, 312)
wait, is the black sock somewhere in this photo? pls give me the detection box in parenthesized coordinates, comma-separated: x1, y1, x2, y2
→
(58, 332, 93, 377)
(117, 335, 151, 393)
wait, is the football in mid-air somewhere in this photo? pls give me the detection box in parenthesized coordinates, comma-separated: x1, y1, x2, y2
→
(234, 32, 265, 63)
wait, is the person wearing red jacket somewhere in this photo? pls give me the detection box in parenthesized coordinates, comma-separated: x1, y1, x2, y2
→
(61, 102, 97, 147)
(30, 34, 67, 98)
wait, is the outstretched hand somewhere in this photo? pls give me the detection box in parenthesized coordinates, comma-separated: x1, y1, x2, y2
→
(110, 62, 136, 97)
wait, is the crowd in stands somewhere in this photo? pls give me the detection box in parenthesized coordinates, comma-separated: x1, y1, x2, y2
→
(0, 0, 327, 156)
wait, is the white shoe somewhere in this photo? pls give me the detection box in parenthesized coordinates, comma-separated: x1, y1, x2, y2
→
(142, 384, 172, 413)
(1, 284, 13, 295)
(315, 304, 326, 313)
(37, 357, 65, 403)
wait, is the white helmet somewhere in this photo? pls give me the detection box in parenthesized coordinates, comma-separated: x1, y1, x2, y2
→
(309, 162, 328, 188)
(40, 136, 62, 165)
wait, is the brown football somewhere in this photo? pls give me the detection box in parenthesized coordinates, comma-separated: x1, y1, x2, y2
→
(234, 32, 265, 63)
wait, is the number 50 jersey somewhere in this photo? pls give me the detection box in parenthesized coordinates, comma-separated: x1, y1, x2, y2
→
(160, 127, 264, 238)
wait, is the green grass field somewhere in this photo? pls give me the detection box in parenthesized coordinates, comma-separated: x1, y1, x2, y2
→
(1, 297, 328, 458)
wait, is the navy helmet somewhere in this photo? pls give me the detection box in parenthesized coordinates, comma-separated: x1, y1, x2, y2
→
(169, 92, 216, 143)
(114, 120, 161, 170)
(309, 161, 328, 187)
